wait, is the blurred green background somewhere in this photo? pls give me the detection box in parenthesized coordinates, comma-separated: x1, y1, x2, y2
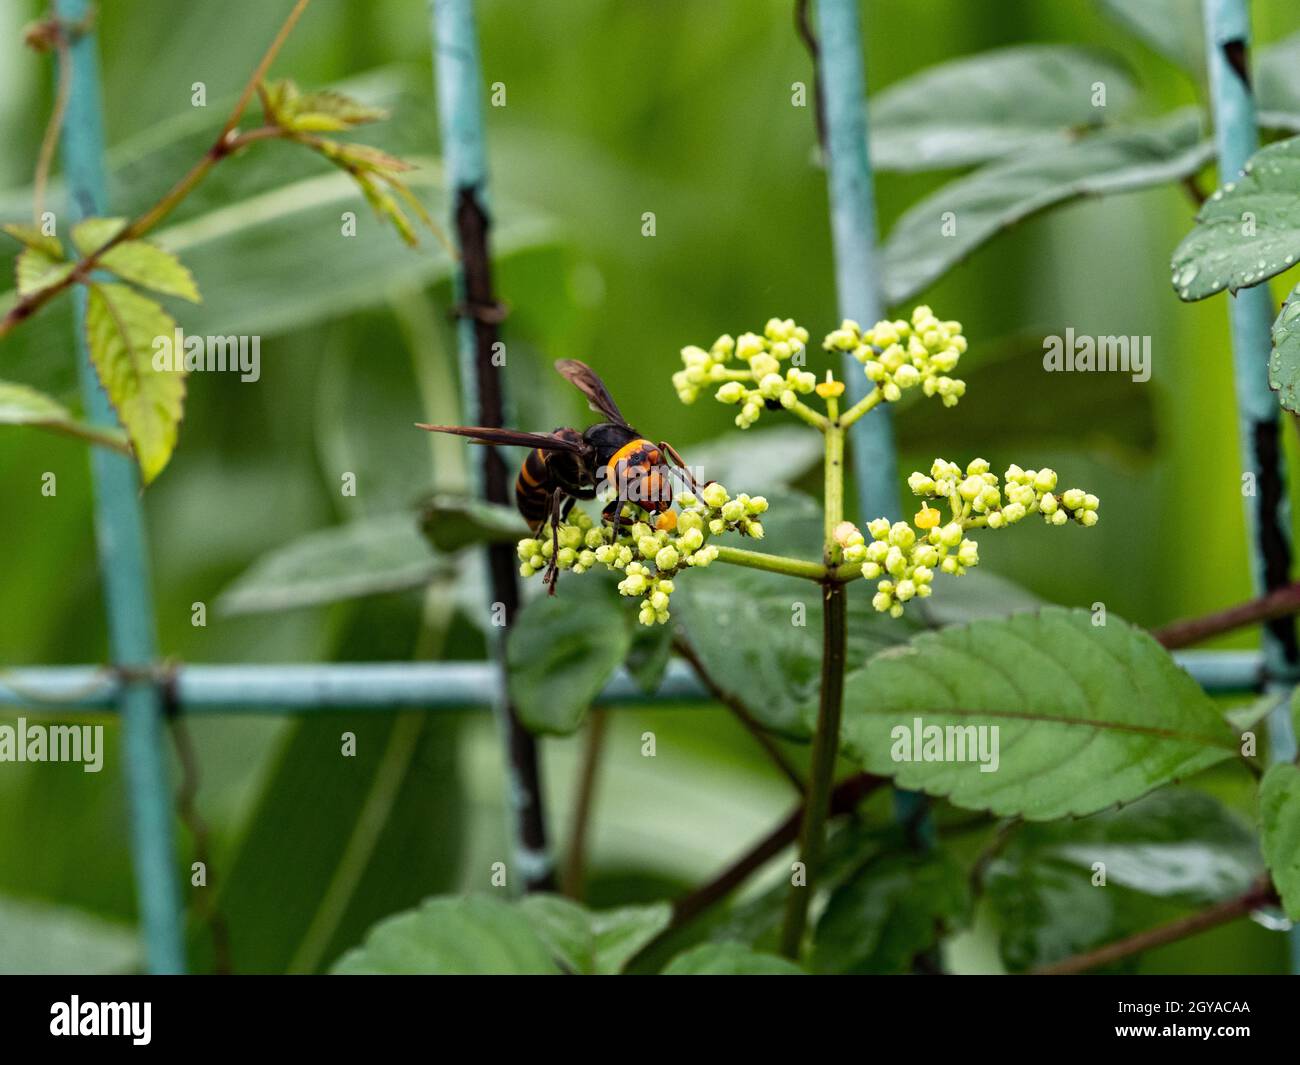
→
(0, 0, 1296, 973)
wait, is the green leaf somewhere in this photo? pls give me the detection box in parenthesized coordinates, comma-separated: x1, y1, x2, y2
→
(69, 216, 128, 254)
(625, 623, 674, 695)
(1258, 31, 1300, 127)
(1096, 0, 1204, 78)
(885, 110, 1210, 305)
(262, 79, 388, 132)
(682, 425, 823, 494)
(2, 222, 62, 258)
(216, 514, 443, 616)
(15, 246, 73, 297)
(1259, 763, 1300, 920)
(837, 607, 1239, 820)
(0, 380, 128, 453)
(517, 895, 671, 974)
(813, 850, 969, 974)
(1269, 287, 1300, 413)
(208, 711, 464, 974)
(506, 578, 634, 735)
(84, 281, 185, 485)
(72, 217, 201, 303)
(894, 331, 1157, 457)
(675, 490, 922, 739)
(988, 788, 1264, 970)
(419, 494, 529, 552)
(662, 941, 804, 975)
(1171, 135, 1300, 301)
(870, 45, 1136, 172)
(0, 895, 140, 975)
(333, 895, 559, 975)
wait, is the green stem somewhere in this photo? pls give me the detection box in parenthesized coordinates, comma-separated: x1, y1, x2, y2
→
(778, 417, 848, 960)
(837, 386, 881, 429)
(786, 397, 830, 431)
(712, 544, 827, 582)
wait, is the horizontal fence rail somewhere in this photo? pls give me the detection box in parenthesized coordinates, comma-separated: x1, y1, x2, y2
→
(0, 650, 1268, 714)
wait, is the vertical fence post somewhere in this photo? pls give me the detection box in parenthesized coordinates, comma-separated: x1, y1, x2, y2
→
(431, 0, 555, 893)
(53, 0, 185, 973)
(814, 0, 934, 850)
(814, 0, 898, 523)
(1202, 0, 1300, 970)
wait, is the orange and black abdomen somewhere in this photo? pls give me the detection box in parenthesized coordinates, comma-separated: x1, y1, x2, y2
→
(606, 439, 671, 513)
(515, 448, 553, 530)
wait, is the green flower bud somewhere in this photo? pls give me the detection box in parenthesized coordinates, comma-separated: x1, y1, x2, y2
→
(558, 526, 583, 550)
(578, 550, 597, 568)
(862, 562, 882, 580)
(750, 354, 780, 379)
(517, 538, 540, 561)
(721, 500, 745, 523)
(520, 563, 536, 577)
(1061, 488, 1085, 510)
(1083, 493, 1099, 511)
(908, 472, 937, 496)
(702, 483, 729, 508)
(896, 579, 916, 602)
(1003, 502, 1027, 524)
(872, 591, 892, 613)
(957, 540, 979, 567)
(885, 545, 907, 577)
(620, 573, 648, 596)
(744, 520, 765, 539)
(650, 591, 669, 612)
(747, 495, 769, 515)
(678, 527, 704, 553)
(557, 547, 577, 568)
(1039, 493, 1058, 515)
(1080, 510, 1099, 527)
(1050, 510, 1069, 526)
(940, 556, 960, 575)
(868, 517, 892, 540)
(638, 537, 659, 559)
(1034, 468, 1058, 493)
(958, 476, 984, 502)
(987, 512, 1006, 530)
(938, 523, 962, 548)
(716, 381, 746, 404)
(889, 522, 916, 550)
(659, 579, 675, 593)
(655, 546, 680, 571)
(677, 509, 703, 532)
(882, 382, 902, 403)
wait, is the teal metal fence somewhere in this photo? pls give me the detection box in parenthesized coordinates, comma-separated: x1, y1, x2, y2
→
(5, 0, 1293, 974)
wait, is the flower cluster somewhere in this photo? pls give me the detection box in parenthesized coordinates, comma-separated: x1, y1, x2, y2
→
(672, 318, 818, 427)
(854, 457, 1099, 616)
(515, 482, 768, 625)
(824, 305, 967, 407)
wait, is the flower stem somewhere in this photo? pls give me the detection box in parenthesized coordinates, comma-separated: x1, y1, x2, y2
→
(712, 544, 827, 582)
(837, 385, 881, 429)
(786, 397, 830, 431)
(778, 417, 849, 960)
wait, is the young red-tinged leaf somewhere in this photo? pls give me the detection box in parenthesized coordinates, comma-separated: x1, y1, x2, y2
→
(84, 282, 186, 485)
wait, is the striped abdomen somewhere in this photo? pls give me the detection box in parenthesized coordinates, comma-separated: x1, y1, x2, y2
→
(515, 448, 553, 530)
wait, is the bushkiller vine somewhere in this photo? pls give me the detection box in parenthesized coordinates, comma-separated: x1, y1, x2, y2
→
(516, 306, 1099, 627)
(506, 304, 1101, 958)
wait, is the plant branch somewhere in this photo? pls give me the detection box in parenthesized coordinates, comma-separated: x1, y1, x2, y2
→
(785, 396, 830, 431)
(1034, 877, 1278, 974)
(837, 386, 881, 430)
(779, 418, 849, 959)
(0, 1, 310, 339)
(1152, 581, 1300, 650)
(661, 771, 883, 937)
(561, 707, 608, 900)
(712, 544, 827, 582)
(673, 636, 806, 794)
